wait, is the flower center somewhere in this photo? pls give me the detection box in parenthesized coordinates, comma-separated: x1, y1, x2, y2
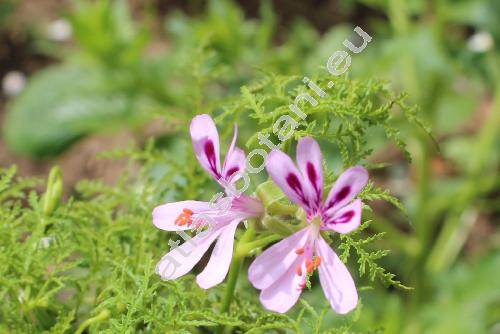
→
(295, 244, 322, 290)
(309, 215, 322, 236)
(174, 208, 194, 226)
(296, 254, 322, 276)
(294, 224, 323, 290)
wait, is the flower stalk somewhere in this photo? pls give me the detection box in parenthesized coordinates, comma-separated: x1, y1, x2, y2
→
(220, 226, 256, 314)
(75, 309, 110, 334)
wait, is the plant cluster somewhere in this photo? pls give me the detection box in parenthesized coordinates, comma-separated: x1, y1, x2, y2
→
(0, 65, 420, 332)
(1, 0, 499, 333)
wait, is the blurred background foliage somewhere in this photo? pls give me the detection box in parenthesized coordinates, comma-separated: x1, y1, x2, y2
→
(0, 0, 498, 333)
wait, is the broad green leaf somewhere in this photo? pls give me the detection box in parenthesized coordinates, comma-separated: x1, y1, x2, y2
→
(3, 65, 135, 157)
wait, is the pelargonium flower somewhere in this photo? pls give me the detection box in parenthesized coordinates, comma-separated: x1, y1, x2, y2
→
(153, 114, 263, 289)
(248, 137, 368, 314)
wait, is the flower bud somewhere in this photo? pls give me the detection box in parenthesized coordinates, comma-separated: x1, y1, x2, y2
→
(43, 166, 63, 216)
(262, 215, 295, 236)
(255, 180, 285, 208)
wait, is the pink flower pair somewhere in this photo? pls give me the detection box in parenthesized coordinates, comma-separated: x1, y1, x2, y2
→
(153, 114, 368, 314)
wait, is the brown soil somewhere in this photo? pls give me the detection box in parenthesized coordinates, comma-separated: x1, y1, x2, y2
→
(0, 129, 133, 195)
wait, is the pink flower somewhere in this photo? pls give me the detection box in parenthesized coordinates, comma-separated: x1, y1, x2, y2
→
(248, 137, 368, 314)
(153, 114, 263, 289)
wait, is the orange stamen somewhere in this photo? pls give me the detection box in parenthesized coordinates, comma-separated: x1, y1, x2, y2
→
(296, 265, 303, 276)
(314, 256, 322, 269)
(295, 247, 305, 255)
(305, 259, 314, 274)
(174, 208, 194, 226)
(183, 208, 194, 215)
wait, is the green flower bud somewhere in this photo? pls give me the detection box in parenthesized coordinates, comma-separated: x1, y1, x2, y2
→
(262, 215, 295, 236)
(255, 180, 285, 208)
(256, 180, 297, 215)
(43, 166, 63, 216)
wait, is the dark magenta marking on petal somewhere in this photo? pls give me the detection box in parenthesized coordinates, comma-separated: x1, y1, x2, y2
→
(336, 186, 351, 202)
(328, 185, 350, 208)
(204, 140, 220, 176)
(332, 210, 355, 224)
(225, 166, 239, 179)
(286, 173, 302, 192)
(286, 173, 307, 203)
(306, 162, 322, 206)
(204, 140, 216, 164)
(306, 162, 317, 187)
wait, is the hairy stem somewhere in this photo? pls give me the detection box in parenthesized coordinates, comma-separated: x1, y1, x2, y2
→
(220, 256, 243, 315)
(221, 226, 256, 312)
(235, 234, 281, 257)
(216, 226, 256, 334)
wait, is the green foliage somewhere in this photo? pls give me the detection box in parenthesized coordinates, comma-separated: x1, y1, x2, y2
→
(419, 253, 500, 333)
(239, 73, 429, 164)
(3, 0, 314, 157)
(0, 154, 401, 333)
(3, 65, 141, 157)
(360, 181, 408, 219)
(337, 221, 410, 290)
(0, 50, 422, 330)
(2, 0, 498, 333)
(70, 0, 149, 67)
(0, 0, 17, 28)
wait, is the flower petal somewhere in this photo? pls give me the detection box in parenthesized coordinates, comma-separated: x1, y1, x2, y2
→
(190, 114, 221, 179)
(225, 124, 238, 164)
(196, 220, 240, 289)
(222, 147, 246, 182)
(316, 236, 358, 314)
(324, 166, 368, 213)
(156, 225, 225, 280)
(248, 228, 309, 290)
(259, 255, 305, 313)
(296, 137, 324, 211)
(266, 149, 312, 211)
(152, 200, 211, 231)
(231, 194, 264, 218)
(323, 199, 362, 234)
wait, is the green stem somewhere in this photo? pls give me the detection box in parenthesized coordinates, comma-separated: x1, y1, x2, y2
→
(221, 227, 256, 312)
(235, 234, 281, 258)
(217, 227, 283, 334)
(75, 309, 110, 334)
(216, 227, 256, 334)
(220, 256, 243, 315)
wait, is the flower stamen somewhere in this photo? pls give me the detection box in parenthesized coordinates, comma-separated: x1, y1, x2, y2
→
(295, 247, 305, 255)
(296, 265, 303, 276)
(174, 208, 194, 226)
(314, 256, 322, 269)
(305, 259, 315, 274)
